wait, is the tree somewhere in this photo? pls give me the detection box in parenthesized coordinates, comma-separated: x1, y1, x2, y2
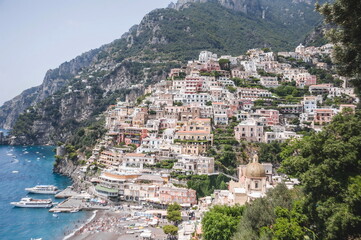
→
(167, 203, 182, 224)
(202, 205, 245, 240)
(219, 59, 231, 71)
(232, 184, 294, 240)
(316, 0, 361, 95)
(227, 86, 237, 93)
(280, 110, 361, 239)
(205, 101, 213, 106)
(163, 225, 178, 240)
(271, 202, 312, 240)
(258, 142, 285, 165)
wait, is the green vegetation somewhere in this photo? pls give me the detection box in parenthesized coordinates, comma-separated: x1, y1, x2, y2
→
(219, 59, 230, 71)
(148, 1, 322, 61)
(257, 69, 277, 77)
(322, 94, 353, 107)
(308, 67, 341, 86)
(232, 184, 298, 239)
(201, 111, 361, 240)
(202, 205, 245, 240)
(270, 82, 307, 99)
(231, 77, 265, 89)
(163, 225, 178, 239)
(153, 159, 177, 169)
(167, 203, 182, 224)
(270, 203, 311, 240)
(68, 118, 106, 151)
(186, 174, 229, 199)
(10, 107, 40, 141)
(227, 86, 237, 93)
(258, 141, 285, 165)
(65, 144, 78, 161)
(136, 93, 151, 105)
(173, 101, 183, 106)
(280, 110, 361, 239)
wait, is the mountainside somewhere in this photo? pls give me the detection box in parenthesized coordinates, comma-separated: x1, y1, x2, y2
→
(1, 0, 324, 145)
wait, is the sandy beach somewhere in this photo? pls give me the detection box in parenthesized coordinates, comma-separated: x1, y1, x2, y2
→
(65, 210, 122, 240)
(64, 208, 167, 240)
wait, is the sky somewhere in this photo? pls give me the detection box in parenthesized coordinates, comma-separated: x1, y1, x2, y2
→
(0, 0, 172, 105)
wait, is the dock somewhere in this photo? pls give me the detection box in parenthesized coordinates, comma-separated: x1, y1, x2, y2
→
(50, 198, 110, 212)
(55, 187, 78, 198)
(50, 198, 83, 212)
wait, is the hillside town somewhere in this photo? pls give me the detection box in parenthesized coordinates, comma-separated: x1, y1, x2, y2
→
(56, 43, 358, 239)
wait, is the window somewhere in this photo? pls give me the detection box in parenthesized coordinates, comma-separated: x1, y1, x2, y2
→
(255, 182, 259, 188)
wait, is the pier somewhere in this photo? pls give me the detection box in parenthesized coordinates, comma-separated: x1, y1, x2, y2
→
(50, 197, 110, 213)
(55, 187, 79, 198)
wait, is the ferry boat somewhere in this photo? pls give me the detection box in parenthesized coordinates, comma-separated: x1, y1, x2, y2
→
(25, 185, 59, 194)
(10, 198, 53, 208)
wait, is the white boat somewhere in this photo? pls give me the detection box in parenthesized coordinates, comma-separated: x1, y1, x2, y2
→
(25, 185, 59, 194)
(11, 197, 53, 208)
(52, 214, 58, 217)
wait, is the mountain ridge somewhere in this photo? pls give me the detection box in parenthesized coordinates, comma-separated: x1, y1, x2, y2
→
(0, 1, 324, 144)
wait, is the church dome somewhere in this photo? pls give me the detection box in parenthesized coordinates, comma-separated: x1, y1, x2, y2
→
(245, 154, 266, 178)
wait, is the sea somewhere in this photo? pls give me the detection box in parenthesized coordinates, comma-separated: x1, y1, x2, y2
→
(0, 140, 90, 240)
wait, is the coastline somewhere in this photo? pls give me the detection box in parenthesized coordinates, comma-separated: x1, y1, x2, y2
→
(63, 210, 98, 240)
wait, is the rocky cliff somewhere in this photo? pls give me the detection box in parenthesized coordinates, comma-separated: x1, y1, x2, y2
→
(2, 0, 323, 145)
(0, 48, 102, 129)
(170, 0, 263, 16)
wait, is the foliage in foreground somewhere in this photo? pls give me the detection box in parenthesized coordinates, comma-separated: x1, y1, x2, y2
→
(232, 184, 299, 240)
(280, 110, 361, 239)
(202, 205, 245, 240)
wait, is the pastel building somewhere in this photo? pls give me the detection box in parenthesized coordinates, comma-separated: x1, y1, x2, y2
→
(234, 119, 264, 142)
(314, 109, 335, 125)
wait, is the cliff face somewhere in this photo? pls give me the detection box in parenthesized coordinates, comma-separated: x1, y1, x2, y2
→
(0, 87, 39, 129)
(3, 0, 323, 145)
(0, 48, 101, 130)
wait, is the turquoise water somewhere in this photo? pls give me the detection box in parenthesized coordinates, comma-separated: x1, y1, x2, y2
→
(0, 145, 89, 240)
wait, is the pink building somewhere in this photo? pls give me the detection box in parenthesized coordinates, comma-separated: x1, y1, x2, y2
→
(184, 76, 205, 93)
(314, 109, 335, 125)
(202, 60, 221, 72)
(255, 109, 280, 126)
(295, 73, 317, 88)
(118, 127, 149, 146)
(159, 187, 197, 205)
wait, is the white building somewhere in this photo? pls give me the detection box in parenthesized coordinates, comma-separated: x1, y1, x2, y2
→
(199, 51, 218, 63)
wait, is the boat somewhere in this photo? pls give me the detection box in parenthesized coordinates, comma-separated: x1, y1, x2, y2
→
(25, 185, 59, 194)
(10, 197, 53, 208)
(12, 171, 19, 174)
(70, 208, 79, 213)
(52, 214, 58, 218)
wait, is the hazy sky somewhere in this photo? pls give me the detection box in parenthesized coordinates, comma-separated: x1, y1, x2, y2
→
(0, 0, 171, 105)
